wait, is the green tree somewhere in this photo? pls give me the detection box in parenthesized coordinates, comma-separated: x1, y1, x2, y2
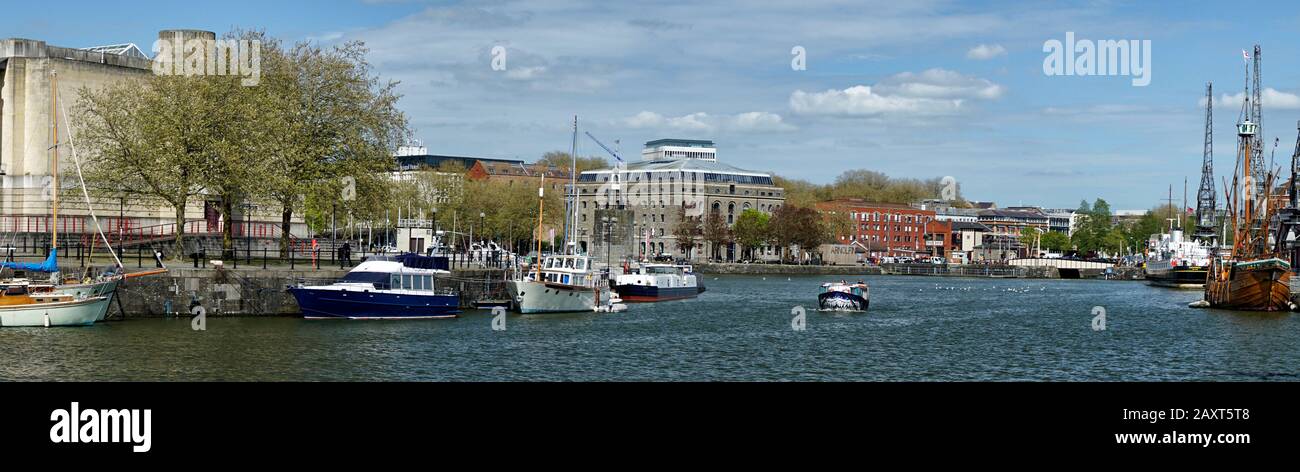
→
(77, 72, 262, 260)
(1040, 231, 1071, 252)
(258, 34, 408, 256)
(732, 209, 770, 261)
(536, 151, 610, 174)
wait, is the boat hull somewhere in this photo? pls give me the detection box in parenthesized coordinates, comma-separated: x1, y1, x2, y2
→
(1205, 259, 1293, 311)
(613, 284, 705, 303)
(818, 291, 869, 312)
(1145, 266, 1208, 289)
(289, 287, 461, 319)
(0, 296, 109, 327)
(57, 277, 123, 321)
(508, 280, 603, 314)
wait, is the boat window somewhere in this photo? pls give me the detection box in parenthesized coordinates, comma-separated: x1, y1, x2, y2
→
(403, 275, 413, 289)
(575, 258, 586, 270)
(391, 274, 400, 288)
(565, 258, 575, 269)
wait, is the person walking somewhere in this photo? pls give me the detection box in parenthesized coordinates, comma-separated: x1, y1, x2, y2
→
(340, 241, 353, 267)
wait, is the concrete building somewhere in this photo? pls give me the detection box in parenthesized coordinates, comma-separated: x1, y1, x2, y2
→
(574, 139, 784, 261)
(1, 30, 306, 249)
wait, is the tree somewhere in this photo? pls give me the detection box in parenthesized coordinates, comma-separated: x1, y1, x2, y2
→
(773, 169, 959, 207)
(1040, 231, 1071, 252)
(732, 209, 770, 261)
(673, 207, 701, 260)
(258, 35, 408, 257)
(537, 151, 609, 174)
(702, 209, 731, 261)
(769, 204, 825, 264)
(77, 72, 263, 260)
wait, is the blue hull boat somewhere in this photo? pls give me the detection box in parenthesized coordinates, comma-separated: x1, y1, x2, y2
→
(289, 287, 460, 319)
(289, 254, 461, 320)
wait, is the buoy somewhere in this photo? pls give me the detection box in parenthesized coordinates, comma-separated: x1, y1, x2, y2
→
(1188, 300, 1211, 308)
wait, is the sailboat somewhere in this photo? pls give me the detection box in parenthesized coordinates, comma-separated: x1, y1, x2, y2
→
(0, 69, 111, 326)
(1203, 74, 1293, 311)
(506, 116, 616, 313)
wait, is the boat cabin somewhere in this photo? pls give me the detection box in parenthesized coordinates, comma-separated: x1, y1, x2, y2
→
(534, 255, 598, 288)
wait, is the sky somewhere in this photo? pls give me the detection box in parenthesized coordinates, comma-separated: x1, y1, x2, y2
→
(10, 0, 1300, 210)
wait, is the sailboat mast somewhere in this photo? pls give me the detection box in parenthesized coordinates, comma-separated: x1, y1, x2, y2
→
(567, 115, 578, 254)
(51, 70, 59, 250)
(536, 172, 545, 281)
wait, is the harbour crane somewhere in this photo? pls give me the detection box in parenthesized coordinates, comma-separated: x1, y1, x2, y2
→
(1194, 82, 1217, 243)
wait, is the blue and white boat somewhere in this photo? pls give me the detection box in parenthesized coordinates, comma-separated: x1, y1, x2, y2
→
(817, 281, 870, 312)
(289, 254, 461, 320)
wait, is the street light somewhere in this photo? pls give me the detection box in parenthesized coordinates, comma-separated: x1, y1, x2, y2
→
(242, 201, 257, 264)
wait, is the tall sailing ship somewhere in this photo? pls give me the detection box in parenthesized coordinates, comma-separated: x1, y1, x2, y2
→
(1203, 84, 1293, 311)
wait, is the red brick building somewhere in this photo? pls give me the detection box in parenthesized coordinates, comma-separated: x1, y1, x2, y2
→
(816, 199, 942, 258)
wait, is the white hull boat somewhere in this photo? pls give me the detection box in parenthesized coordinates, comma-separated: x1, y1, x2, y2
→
(0, 296, 110, 327)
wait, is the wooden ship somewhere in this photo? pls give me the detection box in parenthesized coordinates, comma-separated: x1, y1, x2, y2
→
(1203, 74, 1294, 311)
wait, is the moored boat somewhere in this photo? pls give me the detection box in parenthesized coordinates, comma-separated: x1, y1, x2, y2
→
(0, 285, 109, 327)
(508, 254, 612, 313)
(613, 263, 705, 302)
(288, 254, 460, 319)
(1205, 258, 1292, 311)
(1201, 79, 1295, 311)
(817, 280, 870, 312)
(1144, 229, 1211, 288)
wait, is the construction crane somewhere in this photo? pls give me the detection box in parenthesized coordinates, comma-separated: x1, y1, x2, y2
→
(584, 131, 627, 207)
(1195, 82, 1217, 242)
(584, 131, 626, 164)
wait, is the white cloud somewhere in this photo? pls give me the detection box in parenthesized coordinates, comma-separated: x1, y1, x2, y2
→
(966, 44, 1006, 60)
(621, 111, 795, 132)
(1214, 88, 1300, 110)
(790, 69, 1003, 116)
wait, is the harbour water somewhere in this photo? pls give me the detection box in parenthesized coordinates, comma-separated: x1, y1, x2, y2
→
(2, 275, 1298, 381)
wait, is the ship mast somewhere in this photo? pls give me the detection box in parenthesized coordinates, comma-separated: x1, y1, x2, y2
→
(51, 70, 60, 253)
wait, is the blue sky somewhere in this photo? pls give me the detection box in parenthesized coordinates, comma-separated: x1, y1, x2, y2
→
(12, 0, 1300, 210)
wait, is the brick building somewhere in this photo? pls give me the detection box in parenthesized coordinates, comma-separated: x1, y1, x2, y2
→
(815, 199, 940, 258)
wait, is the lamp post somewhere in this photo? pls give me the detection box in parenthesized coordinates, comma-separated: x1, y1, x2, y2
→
(242, 201, 256, 264)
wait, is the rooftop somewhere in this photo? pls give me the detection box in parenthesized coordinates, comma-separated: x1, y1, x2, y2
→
(581, 158, 769, 177)
(396, 154, 523, 171)
(645, 138, 715, 148)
